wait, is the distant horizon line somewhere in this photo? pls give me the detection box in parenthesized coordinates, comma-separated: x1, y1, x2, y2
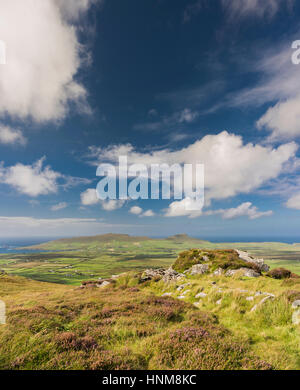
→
(1, 234, 300, 245)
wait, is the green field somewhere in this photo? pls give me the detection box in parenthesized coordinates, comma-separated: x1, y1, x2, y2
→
(1, 234, 300, 285)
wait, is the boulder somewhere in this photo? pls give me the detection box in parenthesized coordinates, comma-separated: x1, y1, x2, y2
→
(162, 268, 185, 282)
(236, 249, 270, 272)
(161, 292, 172, 297)
(292, 309, 300, 325)
(141, 268, 165, 281)
(291, 300, 300, 309)
(140, 268, 184, 283)
(213, 268, 224, 276)
(195, 292, 207, 298)
(225, 268, 260, 278)
(189, 264, 209, 275)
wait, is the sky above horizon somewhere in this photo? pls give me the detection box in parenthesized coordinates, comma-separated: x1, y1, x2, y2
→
(1, 0, 300, 239)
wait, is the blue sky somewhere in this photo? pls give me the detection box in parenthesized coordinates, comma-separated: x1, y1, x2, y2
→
(1, 0, 300, 239)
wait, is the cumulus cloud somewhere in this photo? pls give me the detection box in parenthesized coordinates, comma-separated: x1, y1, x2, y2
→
(0, 157, 87, 197)
(130, 206, 143, 215)
(101, 200, 125, 211)
(164, 198, 203, 218)
(89, 131, 297, 204)
(0, 157, 60, 196)
(80, 188, 98, 205)
(80, 188, 125, 211)
(257, 96, 300, 140)
(165, 200, 272, 219)
(214, 202, 273, 219)
(129, 206, 155, 217)
(51, 202, 68, 211)
(286, 193, 300, 210)
(0, 125, 26, 145)
(142, 210, 155, 217)
(0, 0, 96, 123)
(227, 37, 300, 140)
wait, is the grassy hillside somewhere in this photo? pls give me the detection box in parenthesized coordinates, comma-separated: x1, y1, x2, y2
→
(1, 247, 300, 370)
(1, 234, 300, 285)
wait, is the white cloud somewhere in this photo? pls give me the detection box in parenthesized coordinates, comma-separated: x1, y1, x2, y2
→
(165, 200, 272, 220)
(130, 206, 143, 215)
(221, 0, 293, 19)
(257, 96, 300, 140)
(164, 198, 203, 218)
(142, 210, 155, 217)
(51, 202, 68, 211)
(0, 0, 96, 123)
(89, 131, 297, 204)
(102, 200, 125, 211)
(0, 157, 60, 196)
(215, 202, 273, 219)
(80, 188, 98, 205)
(0, 157, 86, 197)
(129, 206, 155, 217)
(0, 125, 26, 145)
(0, 216, 134, 237)
(80, 188, 125, 211)
(286, 193, 300, 210)
(227, 37, 300, 140)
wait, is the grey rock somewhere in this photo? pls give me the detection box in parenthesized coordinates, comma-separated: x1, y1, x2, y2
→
(216, 299, 222, 305)
(291, 300, 300, 309)
(98, 280, 110, 288)
(177, 295, 186, 299)
(236, 249, 270, 272)
(189, 264, 209, 275)
(202, 255, 209, 262)
(161, 292, 172, 297)
(177, 283, 190, 291)
(292, 309, 300, 325)
(246, 296, 254, 301)
(213, 268, 224, 276)
(195, 292, 207, 298)
(225, 268, 260, 278)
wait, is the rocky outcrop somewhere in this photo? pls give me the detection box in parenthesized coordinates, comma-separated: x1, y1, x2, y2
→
(141, 267, 185, 283)
(225, 268, 260, 278)
(236, 250, 269, 272)
(188, 264, 209, 275)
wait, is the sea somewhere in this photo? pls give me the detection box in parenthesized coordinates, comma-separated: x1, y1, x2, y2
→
(0, 237, 59, 254)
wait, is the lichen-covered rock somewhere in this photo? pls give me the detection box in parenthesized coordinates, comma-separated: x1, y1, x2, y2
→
(213, 268, 224, 276)
(236, 250, 270, 272)
(141, 268, 166, 281)
(162, 268, 185, 282)
(225, 268, 260, 278)
(140, 267, 185, 283)
(291, 300, 300, 309)
(195, 292, 207, 298)
(292, 309, 300, 325)
(189, 264, 209, 275)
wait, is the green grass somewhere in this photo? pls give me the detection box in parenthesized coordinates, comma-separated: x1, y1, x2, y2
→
(1, 245, 300, 370)
(1, 234, 300, 284)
